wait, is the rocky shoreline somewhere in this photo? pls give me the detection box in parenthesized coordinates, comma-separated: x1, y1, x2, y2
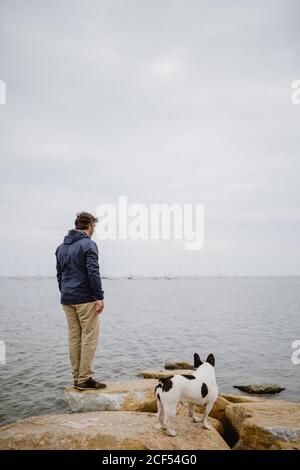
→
(0, 366, 299, 450)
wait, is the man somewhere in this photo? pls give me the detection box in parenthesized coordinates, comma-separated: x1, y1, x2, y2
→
(55, 212, 106, 390)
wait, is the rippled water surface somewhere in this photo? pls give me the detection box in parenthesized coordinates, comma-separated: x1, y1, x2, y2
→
(0, 277, 299, 425)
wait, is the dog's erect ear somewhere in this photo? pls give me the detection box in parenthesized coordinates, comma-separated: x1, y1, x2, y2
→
(206, 353, 215, 367)
(194, 353, 203, 369)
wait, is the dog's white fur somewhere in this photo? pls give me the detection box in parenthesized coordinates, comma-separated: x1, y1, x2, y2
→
(154, 353, 218, 436)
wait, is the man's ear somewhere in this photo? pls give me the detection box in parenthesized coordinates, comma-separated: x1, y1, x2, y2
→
(194, 353, 203, 369)
(206, 353, 215, 367)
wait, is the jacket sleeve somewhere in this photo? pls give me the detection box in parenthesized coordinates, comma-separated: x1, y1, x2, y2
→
(55, 248, 62, 292)
(85, 241, 104, 300)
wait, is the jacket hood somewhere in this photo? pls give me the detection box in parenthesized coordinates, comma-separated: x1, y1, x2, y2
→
(63, 229, 89, 245)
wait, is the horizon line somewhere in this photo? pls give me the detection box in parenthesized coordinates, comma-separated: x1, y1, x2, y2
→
(1, 274, 300, 280)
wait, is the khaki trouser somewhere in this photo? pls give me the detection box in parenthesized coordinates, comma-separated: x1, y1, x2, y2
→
(63, 301, 99, 384)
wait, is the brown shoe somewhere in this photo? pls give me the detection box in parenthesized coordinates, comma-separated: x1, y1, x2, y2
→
(75, 377, 107, 390)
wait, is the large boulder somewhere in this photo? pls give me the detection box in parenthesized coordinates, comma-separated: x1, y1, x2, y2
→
(176, 403, 225, 436)
(63, 380, 233, 426)
(233, 384, 285, 394)
(64, 380, 157, 413)
(138, 369, 194, 379)
(0, 411, 230, 450)
(165, 358, 194, 370)
(226, 400, 300, 450)
(195, 396, 232, 424)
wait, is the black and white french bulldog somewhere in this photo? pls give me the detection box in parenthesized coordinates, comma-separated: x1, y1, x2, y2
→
(154, 353, 218, 436)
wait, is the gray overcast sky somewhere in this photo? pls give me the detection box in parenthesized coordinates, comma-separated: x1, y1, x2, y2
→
(0, 0, 299, 276)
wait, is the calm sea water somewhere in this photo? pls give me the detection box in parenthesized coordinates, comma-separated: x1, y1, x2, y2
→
(0, 277, 299, 425)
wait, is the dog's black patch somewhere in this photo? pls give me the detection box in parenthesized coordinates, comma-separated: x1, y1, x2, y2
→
(194, 353, 203, 369)
(155, 383, 162, 394)
(201, 382, 208, 398)
(159, 376, 174, 392)
(182, 374, 196, 380)
(206, 353, 215, 367)
(157, 393, 161, 401)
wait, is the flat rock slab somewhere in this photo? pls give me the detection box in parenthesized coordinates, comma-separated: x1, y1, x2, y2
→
(0, 411, 230, 450)
(233, 384, 285, 394)
(138, 369, 194, 379)
(64, 380, 158, 413)
(226, 400, 300, 450)
(165, 358, 194, 370)
(221, 393, 266, 403)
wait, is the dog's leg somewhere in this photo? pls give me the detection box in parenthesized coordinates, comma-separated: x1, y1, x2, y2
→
(189, 403, 201, 422)
(154, 395, 167, 430)
(202, 401, 213, 430)
(164, 403, 177, 437)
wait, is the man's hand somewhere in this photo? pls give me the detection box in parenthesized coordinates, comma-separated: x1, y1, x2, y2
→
(96, 300, 104, 314)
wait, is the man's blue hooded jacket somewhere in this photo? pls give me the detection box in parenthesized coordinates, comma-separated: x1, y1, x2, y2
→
(55, 229, 104, 305)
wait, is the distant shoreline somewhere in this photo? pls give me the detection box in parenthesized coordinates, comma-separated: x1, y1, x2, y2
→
(1, 275, 300, 280)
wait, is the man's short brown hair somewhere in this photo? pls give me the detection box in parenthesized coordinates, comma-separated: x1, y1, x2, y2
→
(75, 212, 98, 230)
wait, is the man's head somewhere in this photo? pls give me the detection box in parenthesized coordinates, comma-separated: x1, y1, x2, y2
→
(75, 212, 98, 238)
